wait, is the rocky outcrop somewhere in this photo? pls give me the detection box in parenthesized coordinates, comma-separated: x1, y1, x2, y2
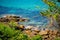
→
(24, 27, 60, 40)
(0, 15, 29, 22)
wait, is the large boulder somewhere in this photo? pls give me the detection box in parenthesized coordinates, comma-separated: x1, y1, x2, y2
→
(39, 30, 48, 35)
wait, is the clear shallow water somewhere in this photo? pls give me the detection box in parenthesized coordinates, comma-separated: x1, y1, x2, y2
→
(0, 0, 49, 26)
(0, 8, 49, 27)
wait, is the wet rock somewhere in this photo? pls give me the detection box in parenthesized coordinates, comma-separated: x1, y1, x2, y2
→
(19, 18, 30, 22)
(0, 15, 29, 22)
(12, 16, 20, 18)
(0, 18, 9, 22)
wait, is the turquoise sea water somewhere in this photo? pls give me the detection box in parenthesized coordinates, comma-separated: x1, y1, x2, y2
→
(0, 0, 48, 10)
(0, 0, 49, 26)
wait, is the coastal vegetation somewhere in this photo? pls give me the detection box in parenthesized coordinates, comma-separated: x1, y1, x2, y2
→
(0, 22, 42, 40)
(0, 15, 60, 40)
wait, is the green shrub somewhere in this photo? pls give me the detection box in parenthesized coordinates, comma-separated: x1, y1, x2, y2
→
(14, 33, 28, 40)
(0, 23, 15, 40)
(9, 21, 18, 28)
(0, 23, 21, 40)
(31, 35, 42, 40)
(0, 38, 2, 40)
(55, 37, 60, 40)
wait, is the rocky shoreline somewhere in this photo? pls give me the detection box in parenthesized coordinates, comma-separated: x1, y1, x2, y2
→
(0, 15, 60, 40)
(0, 15, 29, 22)
(15, 24, 60, 40)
